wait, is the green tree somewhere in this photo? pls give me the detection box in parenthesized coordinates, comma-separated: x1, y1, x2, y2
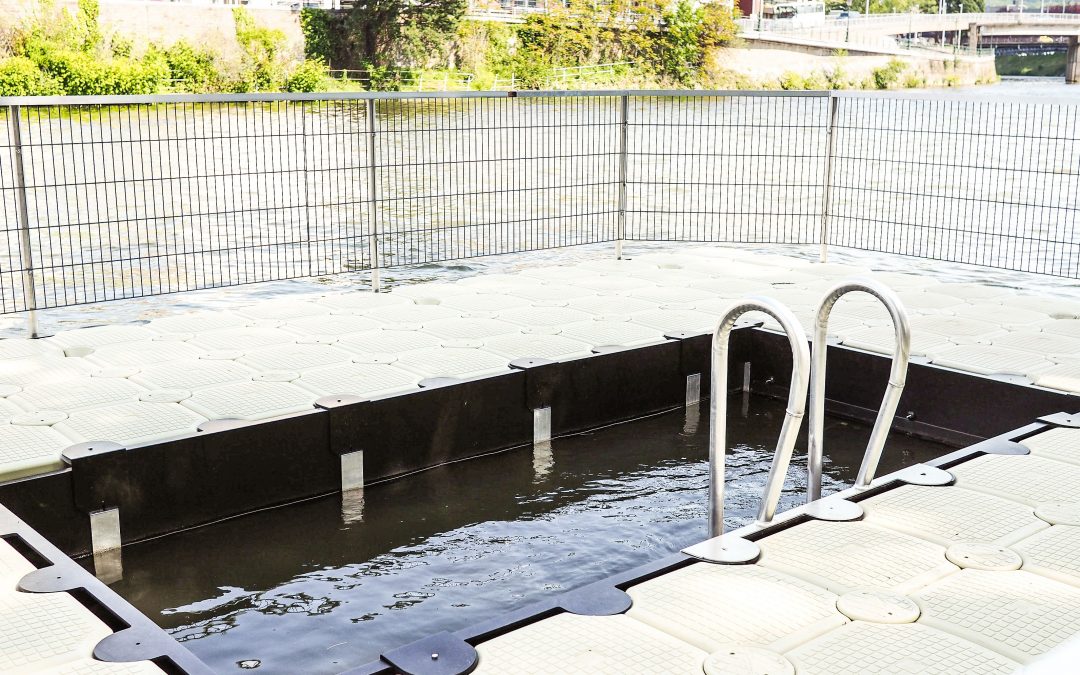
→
(233, 7, 288, 91)
(658, 0, 704, 86)
(345, 0, 465, 68)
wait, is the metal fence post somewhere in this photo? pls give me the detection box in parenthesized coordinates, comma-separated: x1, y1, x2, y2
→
(616, 94, 629, 259)
(366, 98, 381, 292)
(819, 93, 839, 264)
(8, 105, 38, 338)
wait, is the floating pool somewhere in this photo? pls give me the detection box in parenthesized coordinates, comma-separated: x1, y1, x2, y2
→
(93, 395, 947, 674)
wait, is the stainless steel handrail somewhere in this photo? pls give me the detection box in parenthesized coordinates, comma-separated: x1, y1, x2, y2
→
(807, 278, 911, 502)
(709, 296, 812, 537)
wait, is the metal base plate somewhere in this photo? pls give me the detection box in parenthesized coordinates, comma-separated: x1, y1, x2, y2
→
(804, 498, 864, 522)
(682, 535, 761, 564)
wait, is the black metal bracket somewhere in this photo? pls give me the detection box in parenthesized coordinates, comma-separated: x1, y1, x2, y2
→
(557, 582, 633, 616)
(381, 631, 478, 675)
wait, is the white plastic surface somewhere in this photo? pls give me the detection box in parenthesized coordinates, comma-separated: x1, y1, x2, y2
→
(131, 360, 256, 391)
(189, 327, 297, 351)
(54, 402, 206, 446)
(0, 425, 70, 481)
(239, 344, 354, 372)
(183, 381, 316, 420)
(482, 333, 594, 361)
(951, 454, 1080, 506)
(930, 344, 1053, 377)
(393, 347, 510, 379)
(559, 320, 664, 348)
(1020, 427, 1080, 465)
(473, 614, 707, 675)
(0, 589, 113, 673)
(295, 362, 420, 398)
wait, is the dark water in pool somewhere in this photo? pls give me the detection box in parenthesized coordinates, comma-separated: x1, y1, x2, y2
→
(96, 395, 948, 674)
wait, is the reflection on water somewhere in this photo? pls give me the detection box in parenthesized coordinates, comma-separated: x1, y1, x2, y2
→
(97, 395, 947, 674)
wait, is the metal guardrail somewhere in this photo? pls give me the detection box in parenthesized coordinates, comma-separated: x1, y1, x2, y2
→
(0, 90, 1078, 334)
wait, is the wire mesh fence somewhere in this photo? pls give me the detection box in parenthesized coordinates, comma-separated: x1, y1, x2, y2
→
(0, 89, 1077, 317)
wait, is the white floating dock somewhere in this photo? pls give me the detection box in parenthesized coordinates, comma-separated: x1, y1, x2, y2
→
(0, 245, 1079, 482)
(471, 424, 1080, 674)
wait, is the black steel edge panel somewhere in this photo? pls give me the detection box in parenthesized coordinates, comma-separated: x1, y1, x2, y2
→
(0, 505, 211, 674)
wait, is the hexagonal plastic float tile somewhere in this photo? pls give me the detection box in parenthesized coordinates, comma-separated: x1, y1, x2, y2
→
(631, 308, 718, 334)
(1021, 427, 1080, 465)
(0, 357, 93, 388)
(473, 614, 707, 675)
(866, 271, 940, 291)
(295, 362, 421, 399)
(502, 284, 598, 304)
(894, 290, 967, 314)
(568, 295, 657, 317)
(496, 306, 593, 329)
(149, 311, 250, 334)
(930, 344, 1054, 378)
(1002, 295, 1080, 319)
(0, 425, 71, 481)
(421, 317, 520, 341)
(1041, 319, 1080, 339)
(624, 268, 711, 285)
(983, 330, 1080, 359)
(437, 293, 533, 313)
(951, 454, 1080, 506)
(8, 377, 146, 412)
(455, 273, 545, 291)
(45, 325, 158, 351)
(239, 344, 353, 372)
(517, 265, 601, 282)
(482, 333, 594, 361)
(132, 359, 257, 391)
(54, 401, 206, 447)
(841, 325, 953, 358)
(316, 291, 414, 311)
(189, 326, 298, 351)
(183, 381, 316, 420)
(365, 304, 462, 326)
(950, 303, 1049, 328)
(235, 299, 332, 321)
(86, 341, 205, 368)
(860, 484, 1048, 546)
(279, 314, 384, 338)
(558, 320, 665, 349)
(1011, 525, 1080, 587)
(393, 347, 511, 379)
(337, 329, 442, 356)
(0, 398, 21, 422)
(626, 564, 845, 653)
(626, 286, 715, 305)
(756, 520, 955, 594)
(915, 569, 1080, 663)
(0, 338, 63, 360)
(786, 622, 1018, 675)
(384, 283, 472, 303)
(929, 281, 1014, 302)
(688, 277, 773, 297)
(0, 586, 114, 672)
(910, 315, 1008, 341)
(571, 276, 656, 293)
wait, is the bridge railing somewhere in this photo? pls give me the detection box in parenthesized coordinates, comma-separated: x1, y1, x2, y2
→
(0, 90, 1077, 331)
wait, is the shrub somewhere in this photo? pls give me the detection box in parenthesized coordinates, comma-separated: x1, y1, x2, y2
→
(300, 8, 334, 63)
(164, 40, 221, 91)
(284, 59, 325, 93)
(871, 58, 906, 90)
(0, 57, 63, 96)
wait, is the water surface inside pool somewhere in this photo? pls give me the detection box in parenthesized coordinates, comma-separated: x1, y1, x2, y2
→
(95, 394, 948, 674)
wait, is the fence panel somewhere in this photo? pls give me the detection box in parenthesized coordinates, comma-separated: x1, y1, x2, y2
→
(625, 93, 830, 246)
(826, 95, 1080, 277)
(373, 95, 622, 268)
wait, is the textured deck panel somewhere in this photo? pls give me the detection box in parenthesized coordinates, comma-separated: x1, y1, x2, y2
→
(840, 324, 953, 358)
(86, 341, 205, 368)
(951, 454, 1080, 505)
(930, 344, 1054, 377)
(1020, 426, 1080, 465)
(8, 378, 145, 413)
(337, 329, 443, 355)
(295, 362, 420, 398)
(0, 590, 112, 673)
(568, 296, 657, 316)
(910, 315, 1007, 340)
(316, 292, 413, 311)
(421, 318, 520, 341)
(54, 402, 207, 447)
(1034, 362, 1080, 392)
(238, 344, 354, 372)
(364, 304, 462, 326)
(758, 520, 955, 594)
(496, 306, 594, 328)
(148, 311, 250, 334)
(235, 300, 332, 321)
(131, 360, 257, 391)
(950, 303, 1050, 328)
(46, 325, 158, 350)
(481, 334, 594, 361)
(0, 425, 68, 481)
(1013, 526, 1080, 588)
(626, 564, 845, 653)
(0, 540, 34, 591)
(786, 621, 1019, 675)
(51, 659, 164, 674)
(473, 613, 707, 675)
(983, 330, 1080, 357)
(437, 293, 534, 313)
(559, 320, 665, 348)
(183, 381, 316, 420)
(188, 327, 297, 351)
(392, 347, 511, 379)
(860, 484, 1047, 546)
(279, 314, 384, 337)
(915, 570, 1080, 662)
(0, 358, 93, 388)
(631, 308, 721, 334)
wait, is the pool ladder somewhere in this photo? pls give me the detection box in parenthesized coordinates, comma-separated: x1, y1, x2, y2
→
(683, 279, 910, 563)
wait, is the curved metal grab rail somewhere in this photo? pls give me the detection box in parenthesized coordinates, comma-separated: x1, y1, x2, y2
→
(807, 278, 911, 503)
(709, 296, 812, 537)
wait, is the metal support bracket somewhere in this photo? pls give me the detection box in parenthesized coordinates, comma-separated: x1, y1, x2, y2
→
(682, 535, 761, 564)
(685, 373, 701, 407)
(1038, 412, 1080, 429)
(804, 497, 864, 522)
(382, 631, 478, 675)
(341, 450, 365, 492)
(533, 407, 551, 445)
(558, 582, 632, 616)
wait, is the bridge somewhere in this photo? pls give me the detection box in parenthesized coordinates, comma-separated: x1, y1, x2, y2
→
(744, 12, 1080, 82)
